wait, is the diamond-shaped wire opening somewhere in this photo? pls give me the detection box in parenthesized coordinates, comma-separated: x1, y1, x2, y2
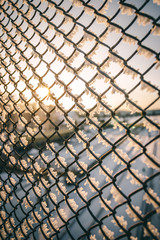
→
(0, 0, 160, 239)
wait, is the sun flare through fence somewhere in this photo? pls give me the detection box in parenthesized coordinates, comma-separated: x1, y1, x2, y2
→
(0, 0, 160, 239)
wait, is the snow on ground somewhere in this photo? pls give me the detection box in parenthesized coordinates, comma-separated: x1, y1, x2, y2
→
(0, 122, 160, 239)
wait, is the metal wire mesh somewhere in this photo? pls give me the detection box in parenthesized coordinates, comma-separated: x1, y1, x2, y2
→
(0, 0, 160, 239)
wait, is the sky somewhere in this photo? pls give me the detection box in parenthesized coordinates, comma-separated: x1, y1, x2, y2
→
(0, 0, 160, 113)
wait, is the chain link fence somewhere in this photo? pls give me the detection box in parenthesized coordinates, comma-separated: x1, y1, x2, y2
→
(0, 0, 160, 239)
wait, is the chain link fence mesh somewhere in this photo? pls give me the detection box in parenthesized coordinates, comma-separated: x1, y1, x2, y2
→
(0, 0, 160, 239)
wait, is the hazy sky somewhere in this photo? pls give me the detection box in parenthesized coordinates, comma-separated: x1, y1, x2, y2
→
(0, 0, 160, 112)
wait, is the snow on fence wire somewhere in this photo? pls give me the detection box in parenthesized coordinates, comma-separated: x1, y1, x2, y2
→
(0, 0, 160, 239)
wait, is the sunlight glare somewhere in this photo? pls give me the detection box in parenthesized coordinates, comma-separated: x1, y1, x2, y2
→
(36, 87, 49, 100)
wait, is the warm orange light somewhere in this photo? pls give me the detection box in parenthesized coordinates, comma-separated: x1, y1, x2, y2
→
(36, 87, 49, 100)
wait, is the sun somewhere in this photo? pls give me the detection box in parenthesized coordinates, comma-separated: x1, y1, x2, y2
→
(35, 86, 55, 105)
(36, 87, 49, 100)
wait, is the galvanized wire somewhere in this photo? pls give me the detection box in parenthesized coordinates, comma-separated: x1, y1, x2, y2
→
(0, 0, 160, 239)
